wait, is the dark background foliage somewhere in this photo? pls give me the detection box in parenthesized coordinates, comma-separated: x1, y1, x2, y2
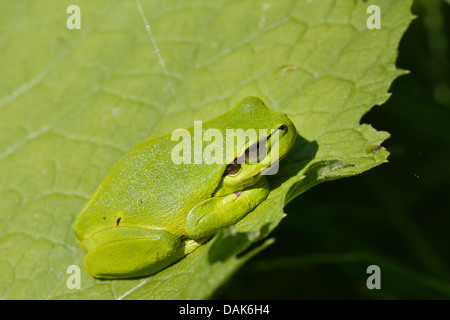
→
(216, 0, 450, 299)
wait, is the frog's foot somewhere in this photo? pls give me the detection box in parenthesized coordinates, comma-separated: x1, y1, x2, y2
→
(81, 227, 184, 279)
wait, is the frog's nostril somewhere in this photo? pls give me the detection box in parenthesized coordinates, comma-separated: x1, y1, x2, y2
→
(116, 217, 122, 226)
(278, 124, 287, 131)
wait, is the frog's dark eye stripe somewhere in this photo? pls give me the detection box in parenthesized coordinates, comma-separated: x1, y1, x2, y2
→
(225, 163, 241, 176)
(243, 135, 272, 164)
(234, 124, 286, 166)
(244, 141, 260, 163)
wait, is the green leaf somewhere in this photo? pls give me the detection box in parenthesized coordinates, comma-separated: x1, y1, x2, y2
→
(0, 0, 413, 299)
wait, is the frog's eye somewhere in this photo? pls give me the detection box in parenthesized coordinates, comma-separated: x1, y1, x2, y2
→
(225, 163, 241, 176)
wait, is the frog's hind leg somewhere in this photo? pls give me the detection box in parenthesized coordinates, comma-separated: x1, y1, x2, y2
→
(82, 227, 184, 279)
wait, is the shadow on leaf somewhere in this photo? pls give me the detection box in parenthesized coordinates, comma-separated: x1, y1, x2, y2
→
(207, 223, 272, 264)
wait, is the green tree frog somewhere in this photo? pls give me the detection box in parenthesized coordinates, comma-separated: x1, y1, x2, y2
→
(73, 96, 297, 279)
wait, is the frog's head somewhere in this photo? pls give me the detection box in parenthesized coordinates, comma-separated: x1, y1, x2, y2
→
(214, 96, 297, 197)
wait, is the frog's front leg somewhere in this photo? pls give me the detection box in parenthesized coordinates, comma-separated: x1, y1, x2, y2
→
(185, 177, 270, 239)
(80, 227, 184, 279)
